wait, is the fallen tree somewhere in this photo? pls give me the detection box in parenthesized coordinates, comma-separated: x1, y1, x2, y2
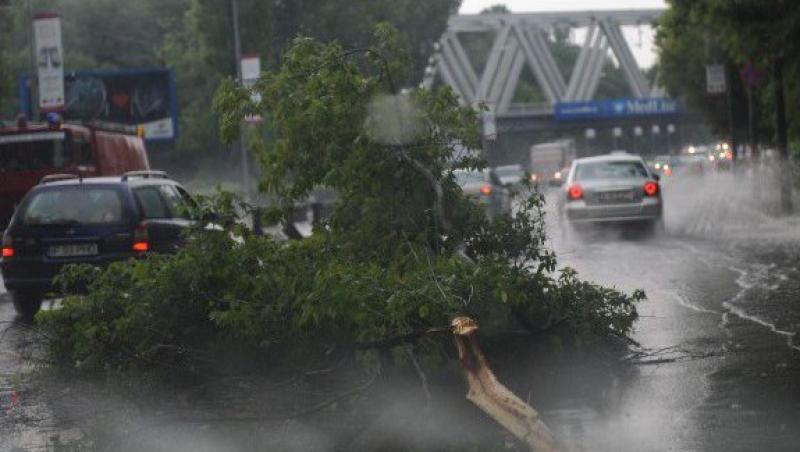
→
(38, 24, 641, 424)
(34, 25, 645, 450)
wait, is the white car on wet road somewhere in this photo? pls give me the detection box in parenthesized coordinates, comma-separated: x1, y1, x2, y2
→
(558, 152, 663, 231)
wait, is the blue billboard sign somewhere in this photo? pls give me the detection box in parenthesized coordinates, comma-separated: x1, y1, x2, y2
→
(554, 98, 681, 121)
(19, 67, 178, 142)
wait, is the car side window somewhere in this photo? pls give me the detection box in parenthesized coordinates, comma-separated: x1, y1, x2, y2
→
(134, 186, 170, 219)
(158, 185, 192, 219)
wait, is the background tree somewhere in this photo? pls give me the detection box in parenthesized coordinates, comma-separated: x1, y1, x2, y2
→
(656, 0, 800, 210)
(656, 0, 800, 152)
(0, 0, 459, 181)
(655, 2, 741, 139)
(0, 2, 11, 112)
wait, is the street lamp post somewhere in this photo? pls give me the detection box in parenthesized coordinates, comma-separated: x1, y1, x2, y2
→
(231, 0, 251, 201)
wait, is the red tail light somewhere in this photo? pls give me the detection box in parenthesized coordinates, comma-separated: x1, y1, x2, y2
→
(644, 181, 659, 197)
(1, 235, 12, 258)
(567, 184, 583, 200)
(480, 184, 492, 196)
(133, 223, 149, 253)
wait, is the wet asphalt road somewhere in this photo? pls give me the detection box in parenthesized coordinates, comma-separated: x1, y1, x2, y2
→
(2, 171, 800, 451)
(539, 171, 800, 451)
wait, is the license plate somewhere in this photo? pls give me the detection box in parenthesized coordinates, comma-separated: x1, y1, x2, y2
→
(48, 243, 98, 258)
(597, 191, 635, 203)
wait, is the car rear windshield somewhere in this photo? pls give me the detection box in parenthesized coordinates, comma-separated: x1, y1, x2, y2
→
(20, 187, 125, 225)
(574, 160, 649, 181)
(0, 131, 72, 172)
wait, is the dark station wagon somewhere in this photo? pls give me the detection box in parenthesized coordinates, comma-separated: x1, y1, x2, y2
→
(1, 171, 194, 318)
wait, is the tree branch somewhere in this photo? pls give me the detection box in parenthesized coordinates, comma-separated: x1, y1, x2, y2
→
(354, 326, 450, 350)
(452, 317, 560, 452)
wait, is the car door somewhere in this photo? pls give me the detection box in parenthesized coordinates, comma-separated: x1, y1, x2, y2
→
(132, 184, 192, 253)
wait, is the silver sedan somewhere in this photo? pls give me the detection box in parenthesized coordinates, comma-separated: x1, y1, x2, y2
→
(558, 152, 663, 229)
(454, 168, 511, 218)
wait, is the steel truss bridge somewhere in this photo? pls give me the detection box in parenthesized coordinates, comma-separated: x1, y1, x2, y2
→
(420, 9, 704, 161)
(422, 9, 665, 115)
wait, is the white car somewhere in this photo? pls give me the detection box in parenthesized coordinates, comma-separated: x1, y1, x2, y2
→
(558, 152, 663, 230)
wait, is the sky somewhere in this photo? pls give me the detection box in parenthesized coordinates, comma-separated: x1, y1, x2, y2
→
(458, 0, 668, 68)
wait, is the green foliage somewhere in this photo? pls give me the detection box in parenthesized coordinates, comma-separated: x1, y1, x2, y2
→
(0, 4, 11, 109)
(656, 0, 800, 145)
(655, 1, 746, 139)
(214, 27, 484, 259)
(39, 26, 642, 372)
(39, 192, 640, 371)
(0, 0, 189, 116)
(0, 0, 457, 178)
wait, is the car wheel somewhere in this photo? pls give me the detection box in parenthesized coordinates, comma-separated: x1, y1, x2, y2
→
(11, 290, 43, 320)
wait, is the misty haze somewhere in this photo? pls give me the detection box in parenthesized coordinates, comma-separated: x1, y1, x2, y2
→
(2, 1, 800, 451)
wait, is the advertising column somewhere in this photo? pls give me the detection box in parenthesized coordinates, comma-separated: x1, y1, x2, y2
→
(33, 12, 64, 113)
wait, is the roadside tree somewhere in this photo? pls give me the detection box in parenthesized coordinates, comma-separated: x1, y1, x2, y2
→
(39, 25, 643, 372)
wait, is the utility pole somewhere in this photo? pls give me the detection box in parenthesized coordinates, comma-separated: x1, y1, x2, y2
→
(747, 87, 758, 159)
(231, 0, 251, 200)
(774, 54, 792, 213)
(725, 61, 738, 164)
(741, 62, 761, 161)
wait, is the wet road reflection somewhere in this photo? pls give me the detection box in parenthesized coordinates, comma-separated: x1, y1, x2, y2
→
(2, 171, 800, 451)
(537, 171, 800, 451)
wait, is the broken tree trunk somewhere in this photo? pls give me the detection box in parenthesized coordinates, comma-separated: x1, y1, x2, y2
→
(452, 316, 560, 452)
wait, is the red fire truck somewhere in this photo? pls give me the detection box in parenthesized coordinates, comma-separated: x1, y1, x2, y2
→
(0, 117, 150, 228)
